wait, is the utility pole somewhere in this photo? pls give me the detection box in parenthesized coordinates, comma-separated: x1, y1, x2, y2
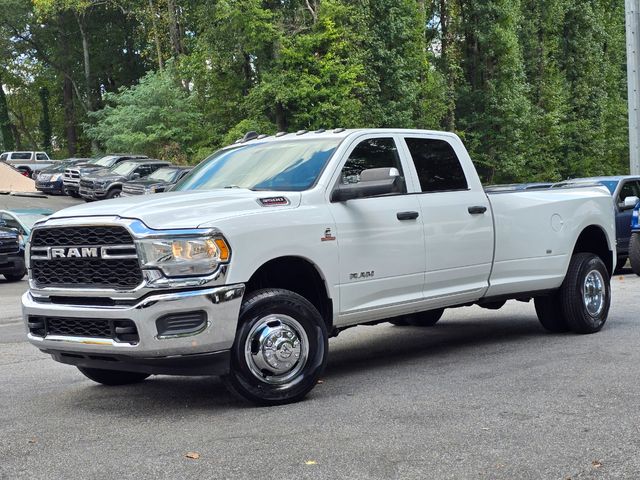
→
(626, 0, 640, 174)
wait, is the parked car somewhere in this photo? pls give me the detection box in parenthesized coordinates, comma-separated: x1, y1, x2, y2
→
(22, 128, 616, 405)
(0, 208, 53, 240)
(79, 159, 170, 201)
(121, 166, 192, 196)
(0, 208, 50, 281)
(552, 176, 640, 269)
(0, 227, 24, 281)
(0, 151, 56, 178)
(63, 154, 148, 197)
(628, 202, 640, 275)
(35, 158, 91, 195)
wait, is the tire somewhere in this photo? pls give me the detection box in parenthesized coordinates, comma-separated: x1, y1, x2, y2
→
(77, 367, 150, 386)
(3, 271, 25, 282)
(559, 253, 610, 334)
(614, 256, 627, 274)
(222, 288, 328, 406)
(629, 233, 640, 276)
(105, 189, 121, 199)
(534, 294, 570, 333)
(405, 308, 445, 327)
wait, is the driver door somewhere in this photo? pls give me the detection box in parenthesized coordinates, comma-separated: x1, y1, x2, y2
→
(327, 135, 425, 319)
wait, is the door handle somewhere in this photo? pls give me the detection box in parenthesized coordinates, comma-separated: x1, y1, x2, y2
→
(468, 205, 487, 215)
(397, 211, 419, 221)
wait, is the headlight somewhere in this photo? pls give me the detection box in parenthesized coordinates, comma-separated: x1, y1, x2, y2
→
(50, 173, 62, 181)
(137, 236, 230, 277)
(144, 185, 157, 194)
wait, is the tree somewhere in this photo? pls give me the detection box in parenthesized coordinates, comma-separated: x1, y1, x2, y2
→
(86, 67, 205, 161)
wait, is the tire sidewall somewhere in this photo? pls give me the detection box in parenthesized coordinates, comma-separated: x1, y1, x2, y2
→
(227, 290, 328, 405)
(565, 255, 610, 333)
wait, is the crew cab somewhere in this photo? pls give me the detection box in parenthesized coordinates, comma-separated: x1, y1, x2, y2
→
(21, 129, 616, 405)
(79, 159, 170, 201)
(0, 151, 55, 178)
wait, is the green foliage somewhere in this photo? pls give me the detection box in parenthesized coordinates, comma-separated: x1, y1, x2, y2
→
(0, 0, 631, 179)
(85, 67, 204, 161)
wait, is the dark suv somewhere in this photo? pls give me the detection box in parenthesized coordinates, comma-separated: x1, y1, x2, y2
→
(0, 227, 25, 282)
(79, 159, 171, 200)
(63, 154, 147, 197)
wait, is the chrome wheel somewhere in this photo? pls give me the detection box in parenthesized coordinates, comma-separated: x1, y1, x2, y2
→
(244, 314, 309, 385)
(583, 269, 605, 317)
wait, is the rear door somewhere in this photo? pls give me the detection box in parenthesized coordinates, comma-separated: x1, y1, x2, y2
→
(400, 135, 493, 304)
(327, 135, 426, 317)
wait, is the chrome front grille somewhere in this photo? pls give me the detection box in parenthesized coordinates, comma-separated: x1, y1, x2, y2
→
(122, 184, 145, 195)
(29, 226, 143, 289)
(64, 169, 80, 180)
(0, 235, 19, 254)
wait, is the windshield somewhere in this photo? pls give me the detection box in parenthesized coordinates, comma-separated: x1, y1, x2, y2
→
(110, 161, 140, 176)
(90, 155, 118, 167)
(147, 168, 181, 182)
(174, 139, 341, 192)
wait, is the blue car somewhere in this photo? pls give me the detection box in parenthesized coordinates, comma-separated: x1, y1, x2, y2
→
(629, 203, 640, 275)
(35, 158, 91, 195)
(553, 176, 640, 270)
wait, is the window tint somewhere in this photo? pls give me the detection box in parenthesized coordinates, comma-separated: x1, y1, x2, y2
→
(0, 154, 8, 161)
(617, 181, 640, 203)
(405, 138, 468, 193)
(11, 152, 32, 160)
(36, 153, 47, 160)
(340, 138, 406, 193)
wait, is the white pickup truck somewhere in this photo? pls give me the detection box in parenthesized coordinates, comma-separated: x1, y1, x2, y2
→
(22, 129, 616, 405)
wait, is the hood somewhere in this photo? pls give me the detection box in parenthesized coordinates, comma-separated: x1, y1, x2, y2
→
(85, 170, 126, 182)
(47, 189, 302, 229)
(125, 178, 174, 189)
(79, 166, 108, 175)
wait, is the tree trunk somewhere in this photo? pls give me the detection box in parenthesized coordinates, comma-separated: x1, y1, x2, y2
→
(63, 75, 77, 156)
(75, 12, 99, 152)
(148, 0, 164, 71)
(0, 72, 15, 151)
(275, 102, 287, 131)
(39, 87, 52, 150)
(166, 0, 183, 58)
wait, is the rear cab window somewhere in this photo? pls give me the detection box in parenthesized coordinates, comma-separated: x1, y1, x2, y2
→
(403, 137, 468, 193)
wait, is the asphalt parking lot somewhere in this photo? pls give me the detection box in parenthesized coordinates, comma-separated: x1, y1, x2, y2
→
(1, 194, 639, 479)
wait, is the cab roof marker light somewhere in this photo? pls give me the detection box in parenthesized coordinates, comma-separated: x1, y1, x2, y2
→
(314, 129, 326, 133)
(257, 134, 268, 139)
(242, 131, 259, 142)
(333, 128, 346, 133)
(275, 132, 288, 137)
(296, 130, 308, 136)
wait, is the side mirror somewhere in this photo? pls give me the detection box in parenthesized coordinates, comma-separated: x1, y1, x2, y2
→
(331, 167, 401, 202)
(621, 196, 639, 210)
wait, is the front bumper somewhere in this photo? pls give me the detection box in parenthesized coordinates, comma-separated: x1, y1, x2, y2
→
(35, 180, 64, 194)
(22, 284, 244, 366)
(79, 187, 108, 199)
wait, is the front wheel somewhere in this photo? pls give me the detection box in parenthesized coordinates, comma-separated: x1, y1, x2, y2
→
(223, 289, 328, 406)
(3, 270, 25, 282)
(105, 189, 121, 199)
(77, 367, 150, 385)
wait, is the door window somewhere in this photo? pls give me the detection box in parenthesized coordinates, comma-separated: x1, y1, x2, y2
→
(617, 181, 640, 205)
(339, 137, 406, 195)
(134, 166, 153, 178)
(404, 137, 468, 193)
(36, 153, 48, 160)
